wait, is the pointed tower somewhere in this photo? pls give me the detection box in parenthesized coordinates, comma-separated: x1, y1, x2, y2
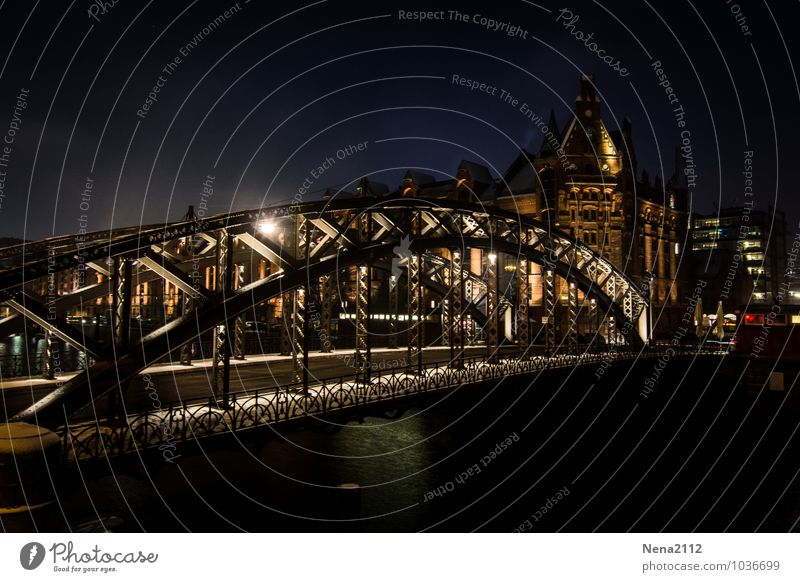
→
(575, 73, 601, 121)
(538, 110, 561, 155)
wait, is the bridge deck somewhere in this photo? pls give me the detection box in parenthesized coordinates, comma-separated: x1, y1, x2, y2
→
(59, 349, 723, 463)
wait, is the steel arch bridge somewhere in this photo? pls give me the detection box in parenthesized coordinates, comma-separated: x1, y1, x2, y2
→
(2, 197, 650, 429)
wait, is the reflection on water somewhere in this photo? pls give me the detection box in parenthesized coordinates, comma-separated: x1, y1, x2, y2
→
(0, 334, 87, 378)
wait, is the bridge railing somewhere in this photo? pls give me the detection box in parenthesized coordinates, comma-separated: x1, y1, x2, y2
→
(59, 346, 726, 463)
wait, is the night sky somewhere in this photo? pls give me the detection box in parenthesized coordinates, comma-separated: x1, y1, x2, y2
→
(0, 0, 797, 241)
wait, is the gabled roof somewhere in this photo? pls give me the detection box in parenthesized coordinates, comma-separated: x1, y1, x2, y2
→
(495, 150, 539, 197)
(458, 160, 492, 185)
(404, 170, 436, 186)
(356, 177, 389, 197)
(559, 115, 618, 158)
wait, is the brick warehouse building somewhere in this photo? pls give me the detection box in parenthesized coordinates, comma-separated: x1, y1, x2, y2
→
(396, 74, 692, 339)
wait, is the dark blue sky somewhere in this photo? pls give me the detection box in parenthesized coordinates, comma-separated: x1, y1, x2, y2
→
(0, 0, 796, 240)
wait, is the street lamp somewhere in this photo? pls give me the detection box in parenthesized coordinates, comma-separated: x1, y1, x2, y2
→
(257, 220, 276, 235)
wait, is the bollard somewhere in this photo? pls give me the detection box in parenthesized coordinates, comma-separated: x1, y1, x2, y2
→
(0, 423, 61, 531)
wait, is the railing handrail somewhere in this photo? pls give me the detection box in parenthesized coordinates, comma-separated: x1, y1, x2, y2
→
(58, 346, 728, 463)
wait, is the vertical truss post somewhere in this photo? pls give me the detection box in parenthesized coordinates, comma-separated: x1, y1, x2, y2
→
(588, 297, 598, 351)
(280, 291, 292, 356)
(355, 265, 370, 382)
(486, 253, 499, 362)
(294, 215, 310, 393)
(288, 288, 307, 392)
(408, 253, 423, 373)
(407, 211, 423, 374)
(180, 234, 196, 365)
(41, 330, 55, 380)
(355, 211, 372, 382)
(319, 274, 334, 353)
(212, 229, 233, 407)
(112, 257, 132, 350)
(608, 315, 617, 347)
(441, 263, 451, 348)
(388, 274, 399, 349)
(567, 278, 579, 352)
(179, 288, 194, 365)
(450, 249, 464, 367)
(464, 271, 476, 346)
(544, 268, 556, 355)
(517, 258, 529, 357)
(233, 264, 246, 360)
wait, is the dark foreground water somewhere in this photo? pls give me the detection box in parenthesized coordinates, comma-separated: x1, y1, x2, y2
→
(30, 355, 800, 532)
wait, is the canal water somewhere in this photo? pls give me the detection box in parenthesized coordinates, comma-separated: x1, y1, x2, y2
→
(36, 356, 800, 532)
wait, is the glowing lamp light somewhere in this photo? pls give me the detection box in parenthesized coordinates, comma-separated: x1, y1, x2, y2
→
(488, 253, 497, 265)
(258, 220, 276, 235)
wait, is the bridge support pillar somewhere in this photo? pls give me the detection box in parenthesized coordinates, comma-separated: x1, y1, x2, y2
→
(517, 258, 529, 357)
(485, 253, 499, 362)
(567, 278, 579, 352)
